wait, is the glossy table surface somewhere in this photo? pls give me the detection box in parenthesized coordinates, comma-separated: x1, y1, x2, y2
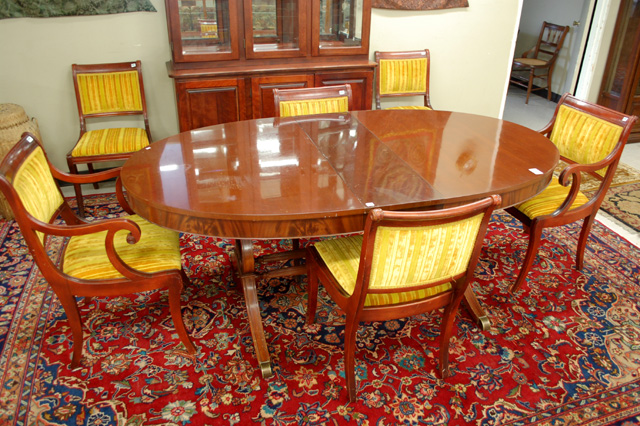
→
(122, 110, 559, 239)
(121, 109, 559, 378)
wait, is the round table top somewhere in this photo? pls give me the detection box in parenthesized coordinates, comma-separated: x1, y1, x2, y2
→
(121, 109, 559, 239)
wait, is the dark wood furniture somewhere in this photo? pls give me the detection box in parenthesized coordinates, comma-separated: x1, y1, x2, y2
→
(120, 109, 560, 378)
(307, 196, 500, 401)
(68, 61, 152, 217)
(598, 0, 640, 143)
(273, 84, 353, 117)
(374, 49, 433, 110)
(0, 133, 196, 368)
(506, 94, 638, 293)
(163, 0, 375, 132)
(510, 22, 569, 104)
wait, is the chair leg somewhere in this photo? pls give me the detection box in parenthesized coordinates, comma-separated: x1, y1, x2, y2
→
(169, 273, 196, 354)
(67, 160, 86, 218)
(56, 290, 84, 369)
(86, 163, 100, 190)
(546, 72, 552, 101)
(576, 215, 595, 271)
(306, 253, 318, 324)
(526, 69, 535, 104)
(511, 223, 543, 293)
(438, 298, 462, 379)
(344, 314, 359, 402)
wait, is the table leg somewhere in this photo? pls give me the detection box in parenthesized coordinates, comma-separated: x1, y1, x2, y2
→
(464, 287, 491, 331)
(235, 239, 273, 378)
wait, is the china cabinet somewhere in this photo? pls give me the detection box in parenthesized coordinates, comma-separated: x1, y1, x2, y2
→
(165, 0, 375, 131)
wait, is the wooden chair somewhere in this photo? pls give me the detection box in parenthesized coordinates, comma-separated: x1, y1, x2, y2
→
(506, 94, 638, 293)
(273, 84, 353, 117)
(374, 49, 433, 110)
(67, 61, 152, 217)
(306, 195, 500, 402)
(510, 22, 570, 104)
(1, 133, 195, 368)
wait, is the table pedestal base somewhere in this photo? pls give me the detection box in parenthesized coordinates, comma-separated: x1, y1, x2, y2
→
(234, 239, 491, 379)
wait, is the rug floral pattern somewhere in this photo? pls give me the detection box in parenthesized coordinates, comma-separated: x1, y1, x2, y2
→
(1, 194, 640, 425)
(598, 182, 640, 234)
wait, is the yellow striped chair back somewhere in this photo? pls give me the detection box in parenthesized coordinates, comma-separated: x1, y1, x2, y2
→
(76, 70, 144, 115)
(279, 96, 350, 118)
(550, 104, 624, 177)
(378, 57, 428, 96)
(12, 142, 63, 244)
(274, 84, 352, 118)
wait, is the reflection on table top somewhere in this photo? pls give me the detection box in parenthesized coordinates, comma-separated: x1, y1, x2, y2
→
(121, 110, 559, 239)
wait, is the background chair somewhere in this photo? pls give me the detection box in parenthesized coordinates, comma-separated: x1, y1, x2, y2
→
(374, 49, 433, 110)
(306, 195, 500, 402)
(68, 61, 152, 217)
(0, 133, 195, 368)
(273, 84, 352, 118)
(510, 22, 570, 104)
(506, 93, 637, 293)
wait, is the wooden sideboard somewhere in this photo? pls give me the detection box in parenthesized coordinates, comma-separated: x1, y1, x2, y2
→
(164, 0, 375, 132)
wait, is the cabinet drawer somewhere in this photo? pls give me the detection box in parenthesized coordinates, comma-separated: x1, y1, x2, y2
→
(251, 74, 314, 118)
(315, 71, 374, 111)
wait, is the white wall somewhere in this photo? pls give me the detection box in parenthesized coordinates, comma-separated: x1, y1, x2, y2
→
(0, 0, 522, 170)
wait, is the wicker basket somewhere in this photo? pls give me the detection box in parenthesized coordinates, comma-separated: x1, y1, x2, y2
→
(0, 104, 42, 220)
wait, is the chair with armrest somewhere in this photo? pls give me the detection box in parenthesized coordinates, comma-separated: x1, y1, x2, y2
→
(273, 84, 353, 118)
(67, 61, 152, 217)
(506, 93, 638, 293)
(0, 133, 196, 368)
(374, 49, 433, 110)
(306, 195, 501, 402)
(510, 22, 570, 104)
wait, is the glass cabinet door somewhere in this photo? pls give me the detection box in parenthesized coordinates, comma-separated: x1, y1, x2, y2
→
(166, 0, 240, 62)
(312, 0, 371, 56)
(244, 0, 308, 59)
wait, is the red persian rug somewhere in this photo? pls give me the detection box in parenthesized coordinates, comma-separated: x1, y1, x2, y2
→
(1, 193, 640, 425)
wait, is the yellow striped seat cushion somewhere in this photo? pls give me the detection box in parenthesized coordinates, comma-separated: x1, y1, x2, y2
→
(387, 106, 431, 110)
(279, 97, 349, 117)
(13, 146, 64, 244)
(550, 105, 623, 177)
(379, 58, 428, 95)
(516, 177, 590, 219)
(63, 214, 182, 280)
(71, 128, 149, 157)
(315, 213, 485, 306)
(76, 71, 143, 115)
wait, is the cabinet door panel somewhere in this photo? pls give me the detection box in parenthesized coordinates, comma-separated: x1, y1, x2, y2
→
(315, 71, 373, 111)
(251, 74, 314, 118)
(175, 78, 247, 132)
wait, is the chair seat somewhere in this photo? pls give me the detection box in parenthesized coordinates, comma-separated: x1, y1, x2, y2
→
(314, 235, 452, 306)
(387, 106, 432, 110)
(63, 214, 182, 280)
(71, 128, 149, 158)
(513, 58, 547, 67)
(516, 176, 590, 219)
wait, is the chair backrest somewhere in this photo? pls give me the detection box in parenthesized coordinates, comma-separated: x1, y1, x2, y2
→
(529, 22, 569, 64)
(72, 61, 150, 137)
(547, 93, 637, 179)
(0, 134, 65, 248)
(273, 84, 353, 118)
(354, 196, 500, 305)
(374, 49, 431, 109)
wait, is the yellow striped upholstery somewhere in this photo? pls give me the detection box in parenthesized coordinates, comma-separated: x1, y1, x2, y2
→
(71, 128, 149, 157)
(13, 147, 64, 244)
(76, 71, 143, 115)
(279, 97, 350, 118)
(387, 105, 431, 111)
(379, 58, 428, 95)
(63, 214, 182, 280)
(550, 105, 624, 177)
(516, 176, 590, 218)
(314, 213, 485, 306)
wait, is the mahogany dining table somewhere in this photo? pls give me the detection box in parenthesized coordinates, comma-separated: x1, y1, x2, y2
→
(120, 109, 559, 378)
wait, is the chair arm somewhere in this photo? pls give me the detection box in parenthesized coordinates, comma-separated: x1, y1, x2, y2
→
(31, 215, 153, 281)
(538, 121, 554, 137)
(51, 166, 122, 185)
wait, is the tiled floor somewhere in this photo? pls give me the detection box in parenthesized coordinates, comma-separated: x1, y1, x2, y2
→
(504, 86, 640, 247)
